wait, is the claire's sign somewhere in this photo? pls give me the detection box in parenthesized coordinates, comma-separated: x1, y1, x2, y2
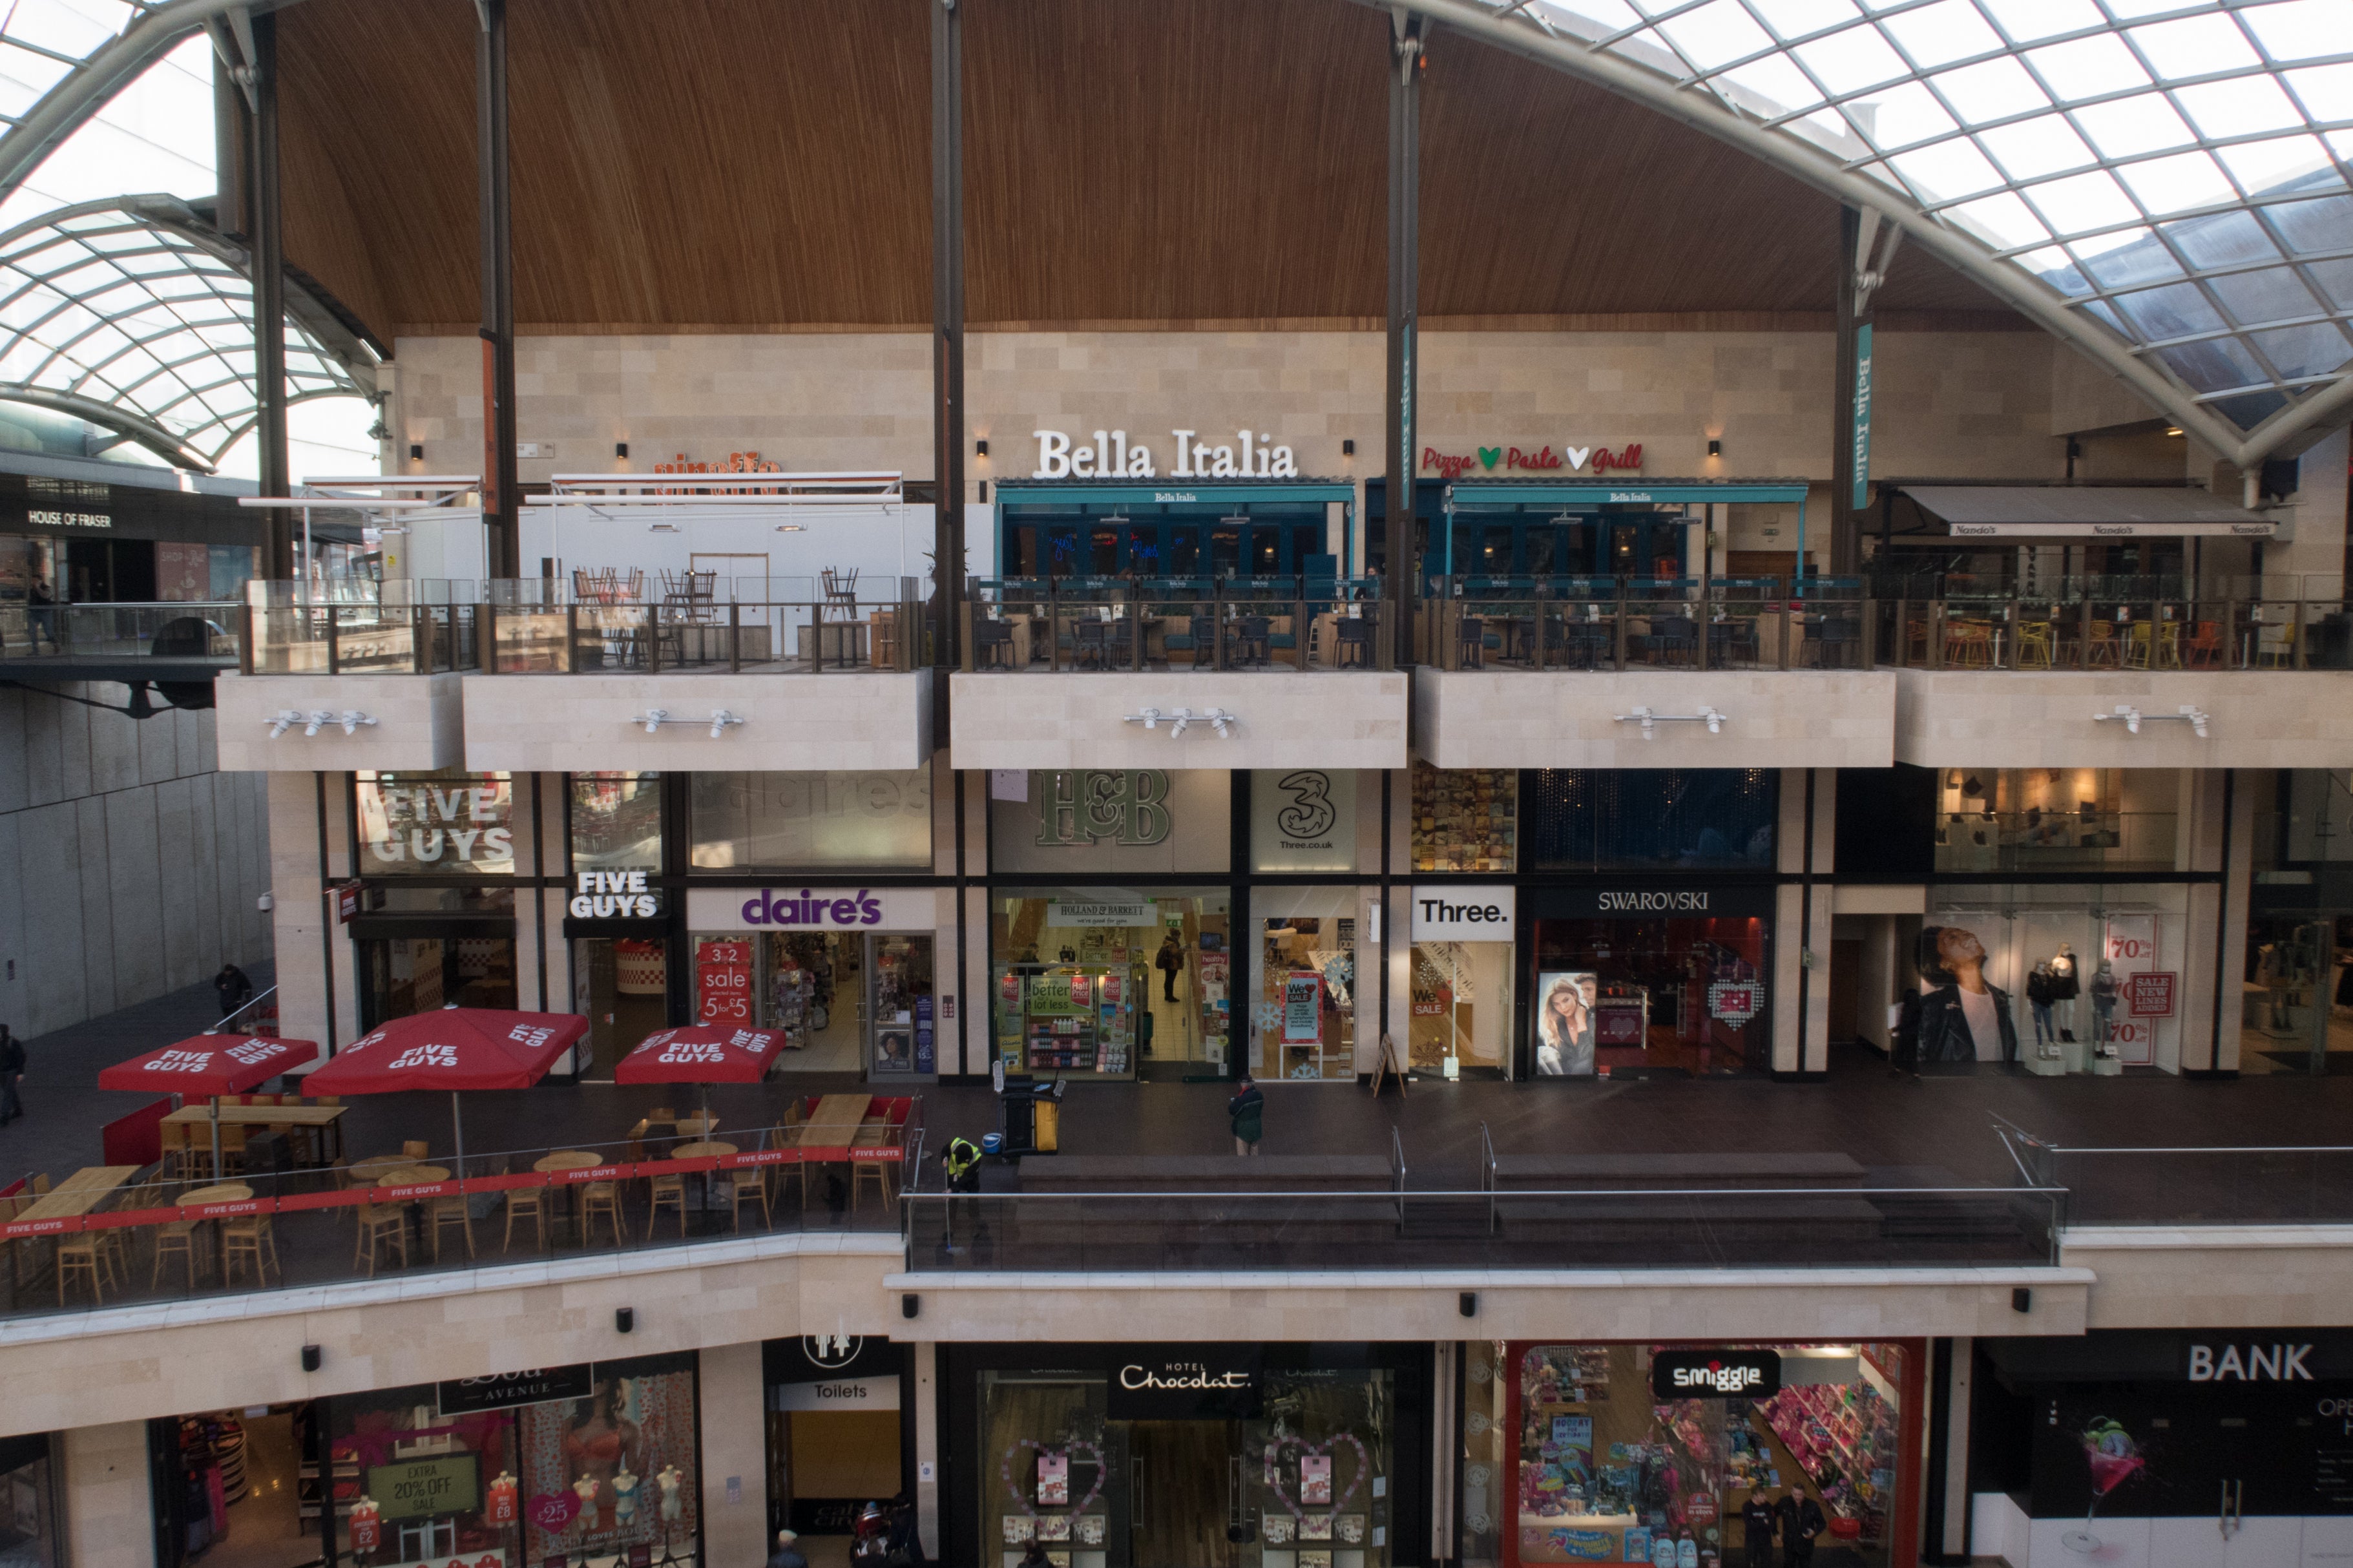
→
(685, 886, 937, 933)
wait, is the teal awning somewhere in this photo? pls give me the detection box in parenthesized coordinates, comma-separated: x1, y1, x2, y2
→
(1445, 481, 1812, 507)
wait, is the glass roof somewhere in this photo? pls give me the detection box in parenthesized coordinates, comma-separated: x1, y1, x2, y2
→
(0, 194, 371, 469)
(1500, 0, 2353, 435)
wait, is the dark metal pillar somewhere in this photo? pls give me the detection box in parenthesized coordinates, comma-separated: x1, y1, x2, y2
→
(1832, 205, 1897, 579)
(1383, 15, 1423, 651)
(247, 14, 291, 572)
(932, 0, 965, 666)
(477, 0, 519, 580)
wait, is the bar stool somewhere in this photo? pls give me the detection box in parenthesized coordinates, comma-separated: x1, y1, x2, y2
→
(580, 1182, 626, 1247)
(354, 1204, 409, 1276)
(224, 1215, 278, 1286)
(428, 1195, 475, 1260)
(152, 1217, 202, 1289)
(731, 1167, 772, 1231)
(646, 1172, 688, 1238)
(502, 1186, 547, 1252)
(56, 1233, 118, 1304)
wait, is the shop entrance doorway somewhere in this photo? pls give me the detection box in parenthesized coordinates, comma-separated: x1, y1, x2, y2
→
(574, 937, 670, 1077)
(359, 934, 518, 1029)
(692, 931, 936, 1077)
(151, 1403, 323, 1568)
(1127, 1422, 1233, 1568)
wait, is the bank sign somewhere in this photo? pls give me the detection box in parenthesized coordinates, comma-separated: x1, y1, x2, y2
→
(1652, 1350, 1781, 1399)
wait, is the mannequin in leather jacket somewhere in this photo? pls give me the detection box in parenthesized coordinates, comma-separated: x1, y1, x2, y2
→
(1909, 925, 2018, 1065)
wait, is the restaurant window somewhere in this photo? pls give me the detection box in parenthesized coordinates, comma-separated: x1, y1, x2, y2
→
(1252, 769, 1361, 873)
(1524, 770, 1775, 872)
(1253, 887, 1359, 1081)
(356, 771, 516, 876)
(1490, 1343, 1913, 1568)
(1932, 768, 2178, 873)
(991, 888, 1231, 1078)
(327, 1355, 702, 1567)
(1412, 764, 1517, 873)
(691, 770, 932, 870)
(990, 769, 1231, 876)
(361, 935, 519, 1023)
(573, 771, 665, 873)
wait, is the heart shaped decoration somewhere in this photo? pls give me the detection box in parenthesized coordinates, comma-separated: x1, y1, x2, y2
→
(1478, 446, 1502, 471)
(528, 1490, 581, 1531)
(1268, 1432, 1374, 1520)
(1564, 446, 1591, 470)
(1001, 1439, 1107, 1519)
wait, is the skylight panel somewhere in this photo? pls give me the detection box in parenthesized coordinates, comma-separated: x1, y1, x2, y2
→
(2024, 36, 2153, 102)
(2117, 149, 2239, 214)
(2302, 255, 2353, 309)
(2283, 63, 2353, 123)
(1720, 54, 1826, 114)
(2115, 280, 2230, 338)
(1978, 0, 2104, 46)
(1929, 56, 2051, 124)
(2241, 1, 2353, 65)
(2126, 15, 2263, 80)
(2250, 321, 2353, 378)
(1975, 114, 2098, 180)
(2266, 194, 2353, 254)
(1891, 137, 2009, 202)
(2173, 76, 2309, 141)
(2153, 336, 2274, 394)
(1793, 24, 1912, 94)
(2075, 233, 2183, 297)
(1659, 0, 1776, 72)
(2215, 134, 2340, 198)
(1881, 0, 2005, 70)
(1840, 81, 1960, 147)
(1946, 190, 2053, 247)
(2025, 169, 2146, 236)
(2205, 264, 2322, 324)
(2163, 209, 2282, 268)
(2073, 94, 2199, 159)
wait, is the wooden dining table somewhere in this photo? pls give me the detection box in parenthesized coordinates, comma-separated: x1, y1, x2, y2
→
(176, 1182, 257, 1278)
(347, 1155, 420, 1187)
(671, 1141, 738, 1211)
(7, 1166, 139, 1295)
(535, 1150, 609, 1235)
(795, 1094, 872, 1156)
(165, 1102, 348, 1164)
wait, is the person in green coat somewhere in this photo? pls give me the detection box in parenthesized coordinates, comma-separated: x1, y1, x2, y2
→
(1228, 1073, 1264, 1156)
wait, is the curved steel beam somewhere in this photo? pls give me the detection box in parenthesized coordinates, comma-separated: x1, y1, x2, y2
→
(1360, 0, 2348, 474)
(0, 387, 214, 470)
(0, 1, 305, 205)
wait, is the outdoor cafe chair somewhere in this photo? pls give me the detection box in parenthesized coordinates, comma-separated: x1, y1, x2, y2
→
(152, 1215, 202, 1288)
(56, 1231, 118, 1305)
(2085, 620, 2123, 668)
(1455, 615, 1485, 669)
(1334, 616, 1374, 669)
(501, 1182, 547, 1252)
(972, 617, 1016, 669)
(353, 1204, 410, 1276)
(2186, 620, 2225, 667)
(647, 1170, 689, 1237)
(223, 1215, 280, 1286)
(1234, 615, 1273, 667)
(581, 1182, 627, 1247)
(428, 1195, 476, 1261)
(2014, 621, 2055, 669)
(731, 1167, 772, 1232)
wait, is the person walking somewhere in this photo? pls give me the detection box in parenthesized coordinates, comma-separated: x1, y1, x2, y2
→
(1155, 930, 1185, 1003)
(214, 962, 254, 1021)
(0, 1025, 22, 1125)
(1227, 1072, 1263, 1156)
(1739, 1492, 1776, 1568)
(768, 1529, 810, 1568)
(26, 577, 58, 653)
(1776, 1490, 1824, 1568)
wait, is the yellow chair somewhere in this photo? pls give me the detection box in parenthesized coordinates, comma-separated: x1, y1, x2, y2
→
(223, 1215, 278, 1286)
(2257, 622, 2297, 667)
(2014, 622, 2053, 669)
(2123, 622, 2153, 669)
(647, 1173, 688, 1238)
(2085, 620, 2122, 667)
(581, 1182, 627, 1247)
(353, 1204, 409, 1276)
(56, 1233, 118, 1305)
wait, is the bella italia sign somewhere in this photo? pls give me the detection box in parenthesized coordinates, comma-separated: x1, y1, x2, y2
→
(1032, 428, 1299, 480)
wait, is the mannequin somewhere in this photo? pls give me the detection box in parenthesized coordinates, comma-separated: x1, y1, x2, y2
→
(2049, 943, 2081, 1041)
(2090, 959, 2120, 1058)
(2026, 961, 2061, 1059)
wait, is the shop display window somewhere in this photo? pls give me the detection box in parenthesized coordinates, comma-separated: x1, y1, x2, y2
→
(572, 771, 665, 873)
(326, 1354, 701, 1567)
(690, 770, 932, 869)
(363, 935, 518, 1026)
(356, 771, 516, 876)
(1408, 941, 1511, 1078)
(1531, 915, 1770, 1078)
(1254, 888, 1359, 1080)
(0, 1435, 57, 1568)
(1921, 884, 2190, 1074)
(1932, 768, 2178, 873)
(991, 889, 1231, 1077)
(691, 931, 937, 1075)
(1412, 764, 1516, 873)
(1253, 769, 1361, 873)
(1494, 1343, 1911, 1568)
(978, 1363, 1394, 1568)
(1524, 771, 1775, 872)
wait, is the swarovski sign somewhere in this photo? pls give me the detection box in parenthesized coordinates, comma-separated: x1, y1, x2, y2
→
(1032, 428, 1299, 479)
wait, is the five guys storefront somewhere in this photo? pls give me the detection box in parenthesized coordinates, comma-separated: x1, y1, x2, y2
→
(941, 1344, 1428, 1568)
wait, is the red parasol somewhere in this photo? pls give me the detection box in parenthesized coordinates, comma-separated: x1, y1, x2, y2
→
(98, 1034, 320, 1179)
(304, 1009, 590, 1171)
(612, 1025, 788, 1128)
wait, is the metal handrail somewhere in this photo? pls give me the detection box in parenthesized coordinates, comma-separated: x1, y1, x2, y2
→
(897, 1184, 2064, 1200)
(207, 984, 277, 1036)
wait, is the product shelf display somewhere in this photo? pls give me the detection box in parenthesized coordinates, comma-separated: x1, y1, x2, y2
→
(1255, 890, 1361, 1081)
(992, 890, 1231, 1078)
(1413, 764, 1517, 873)
(1490, 1343, 1916, 1568)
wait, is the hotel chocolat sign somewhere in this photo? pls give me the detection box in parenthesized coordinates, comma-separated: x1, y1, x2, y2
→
(1106, 1355, 1264, 1420)
(1652, 1350, 1781, 1399)
(437, 1364, 594, 1415)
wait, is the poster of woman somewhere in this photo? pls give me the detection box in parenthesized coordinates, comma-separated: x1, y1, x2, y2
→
(1532, 972, 1598, 1076)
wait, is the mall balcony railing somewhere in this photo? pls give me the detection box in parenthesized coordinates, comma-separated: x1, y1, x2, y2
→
(0, 1105, 923, 1324)
(898, 1177, 2067, 1272)
(1419, 575, 2353, 673)
(238, 580, 482, 676)
(0, 601, 242, 664)
(961, 575, 1392, 673)
(1992, 1115, 2353, 1226)
(481, 576, 926, 674)
(1420, 576, 1872, 671)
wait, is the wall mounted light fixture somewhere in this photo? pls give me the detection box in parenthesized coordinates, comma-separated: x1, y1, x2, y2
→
(614, 442, 629, 459)
(975, 439, 989, 457)
(1707, 439, 1722, 457)
(1612, 706, 1727, 739)
(628, 709, 748, 737)
(2093, 704, 2209, 738)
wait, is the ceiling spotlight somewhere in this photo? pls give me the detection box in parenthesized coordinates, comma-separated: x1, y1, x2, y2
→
(707, 709, 745, 738)
(636, 709, 667, 735)
(301, 710, 332, 737)
(1208, 708, 1236, 738)
(337, 711, 377, 735)
(1124, 707, 1162, 730)
(2164, 426, 2184, 437)
(775, 524, 805, 532)
(266, 709, 301, 738)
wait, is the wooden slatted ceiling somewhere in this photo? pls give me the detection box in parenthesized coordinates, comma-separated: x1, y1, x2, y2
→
(275, 0, 2018, 337)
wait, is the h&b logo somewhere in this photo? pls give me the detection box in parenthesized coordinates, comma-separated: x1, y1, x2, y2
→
(1036, 770, 1171, 847)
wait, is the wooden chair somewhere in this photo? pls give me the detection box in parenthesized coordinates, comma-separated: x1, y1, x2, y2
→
(354, 1204, 409, 1276)
(211, 1122, 248, 1176)
(57, 1233, 118, 1305)
(581, 1182, 627, 1247)
(223, 1215, 278, 1286)
(428, 1195, 475, 1261)
(731, 1167, 772, 1232)
(501, 1184, 547, 1252)
(2085, 619, 2122, 668)
(152, 1217, 202, 1289)
(647, 1172, 688, 1238)
(850, 1122, 895, 1213)
(401, 1140, 431, 1162)
(158, 1122, 194, 1182)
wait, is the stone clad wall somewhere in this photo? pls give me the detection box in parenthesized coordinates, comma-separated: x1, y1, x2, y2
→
(0, 683, 271, 1038)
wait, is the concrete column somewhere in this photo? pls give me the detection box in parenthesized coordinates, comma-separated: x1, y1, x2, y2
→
(912, 1341, 941, 1557)
(267, 771, 357, 1053)
(699, 1342, 769, 1568)
(63, 1420, 151, 1567)
(2213, 770, 2257, 1073)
